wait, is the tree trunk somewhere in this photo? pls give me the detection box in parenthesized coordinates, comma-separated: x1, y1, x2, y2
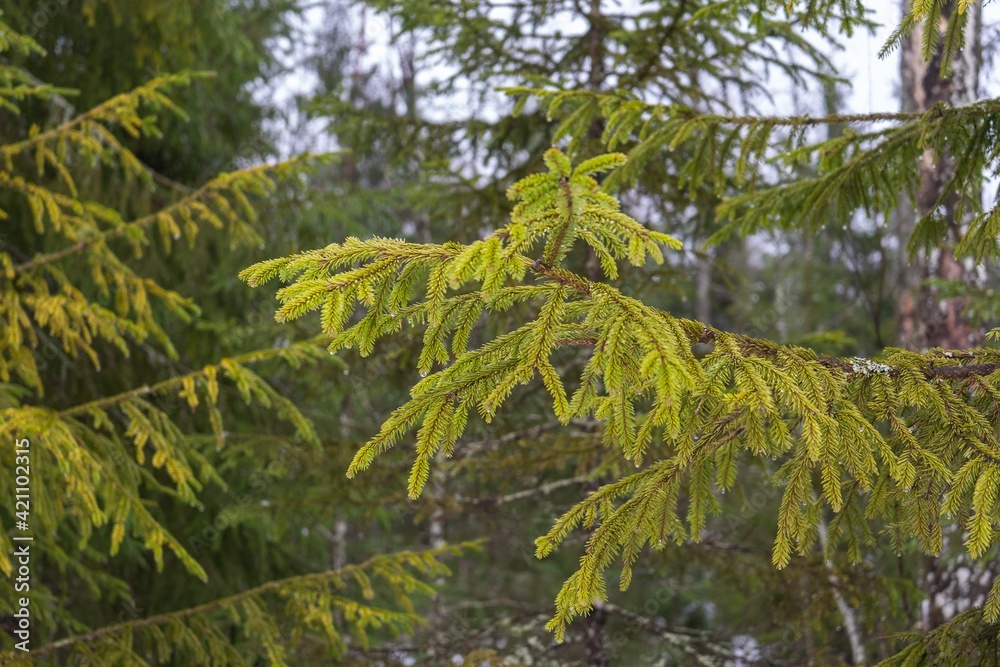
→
(897, 0, 984, 631)
(332, 515, 348, 569)
(897, 0, 981, 352)
(818, 522, 866, 665)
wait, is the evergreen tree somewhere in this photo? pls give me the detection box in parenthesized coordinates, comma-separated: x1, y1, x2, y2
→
(0, 0, 296, 183)
(0, 19, 468, 665)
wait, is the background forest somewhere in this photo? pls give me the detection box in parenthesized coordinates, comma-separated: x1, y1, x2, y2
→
(3, 0, 1000, 665)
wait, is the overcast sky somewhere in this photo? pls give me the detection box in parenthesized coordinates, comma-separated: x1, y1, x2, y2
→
(268, 0, 1000, 156)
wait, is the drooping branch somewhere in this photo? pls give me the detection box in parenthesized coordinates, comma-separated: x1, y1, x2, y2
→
(30, 546, 468, 658)
(7, 155, 325, 276)
(53, 336, 330, 420)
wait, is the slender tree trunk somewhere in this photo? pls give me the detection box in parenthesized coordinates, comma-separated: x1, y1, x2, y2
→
(332, 515, 348, 569)
(897, 0, 983, 631)
(775, 276, 789, 343)
(801, 234, 815, 333)
(818, 523, 867, 664)
(897, 0, 981, 352)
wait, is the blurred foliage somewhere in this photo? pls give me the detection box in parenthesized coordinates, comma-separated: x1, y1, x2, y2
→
(4, 0, 1000, 665)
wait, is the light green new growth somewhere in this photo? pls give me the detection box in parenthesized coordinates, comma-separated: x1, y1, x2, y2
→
(250, 146, 1000, 642)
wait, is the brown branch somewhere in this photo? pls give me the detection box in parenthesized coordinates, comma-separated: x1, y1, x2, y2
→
(625, 0, 689, 87)
(13, 238, 95, 274)
(524, 255, 1000, 381)
(601, 603, 734, 662)
(446, 418, 600, 462)
(455, 474, 592, 507)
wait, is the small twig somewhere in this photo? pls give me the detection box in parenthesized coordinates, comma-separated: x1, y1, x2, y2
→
(455, 474, 592, 507)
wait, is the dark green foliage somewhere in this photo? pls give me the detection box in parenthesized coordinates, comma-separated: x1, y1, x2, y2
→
(0, 17, 472, 664)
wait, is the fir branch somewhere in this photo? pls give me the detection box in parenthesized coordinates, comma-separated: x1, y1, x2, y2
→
(0, 72, 205, 161)
(8, 155, 328, 276)
(252, 148, 1000, 643)
(30, 545, 474, 660)
(52, 336, 330, 420)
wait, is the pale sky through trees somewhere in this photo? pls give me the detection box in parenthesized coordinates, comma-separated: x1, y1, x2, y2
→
(269, 1, 999, 162)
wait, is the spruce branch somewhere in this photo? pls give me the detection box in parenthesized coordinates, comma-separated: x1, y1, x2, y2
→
(251, 148, 1000, 642)
(0, 72, 205, 162)
(29, 545, 474, 662)
(7, 154, 330, 276)
(51, 336, 330, 423)
(0, 338, 331, 579)
(507, 88, 1000, 261)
